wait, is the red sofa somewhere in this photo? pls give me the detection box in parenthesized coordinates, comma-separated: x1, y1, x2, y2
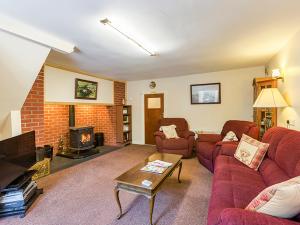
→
(154, 118, 195, 158)
(196, 120, 259, 172)
(207, 127, 300, 225)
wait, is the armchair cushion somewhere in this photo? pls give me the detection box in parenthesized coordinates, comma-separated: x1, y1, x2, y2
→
(158, 118, 188, 134)
(162, 138, 188, 150)
(159, 125, 179, 139)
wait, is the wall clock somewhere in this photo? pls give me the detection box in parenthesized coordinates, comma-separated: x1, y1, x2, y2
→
(149, 81, 156, 89)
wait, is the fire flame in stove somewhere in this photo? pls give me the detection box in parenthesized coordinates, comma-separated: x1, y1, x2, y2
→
(81, 133, 91, 144)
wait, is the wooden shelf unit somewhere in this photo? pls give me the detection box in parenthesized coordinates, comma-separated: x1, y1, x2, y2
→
(253, 77, 278, 138)
(116, 105, 132, 145)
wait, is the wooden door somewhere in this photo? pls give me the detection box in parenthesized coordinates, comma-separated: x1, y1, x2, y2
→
(144, 93, 164, 145)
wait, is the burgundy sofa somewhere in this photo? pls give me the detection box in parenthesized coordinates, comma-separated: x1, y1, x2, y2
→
(154, 118, 195, 158)
(196, 120, 259, 172)
(207, 127, 300, 225)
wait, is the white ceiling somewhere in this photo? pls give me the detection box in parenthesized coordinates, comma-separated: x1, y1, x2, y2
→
(0, 0, 300, 81)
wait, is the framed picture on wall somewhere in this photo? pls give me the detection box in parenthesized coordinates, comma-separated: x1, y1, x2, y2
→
(75, 78, 98, 100)
(190, 83, 221, 104)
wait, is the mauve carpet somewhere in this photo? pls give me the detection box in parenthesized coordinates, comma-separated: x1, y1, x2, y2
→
(0, 145, 212, 225)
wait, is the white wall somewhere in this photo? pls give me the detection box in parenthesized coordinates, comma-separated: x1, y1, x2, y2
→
(44, 66, 114, 105)
(1, 111, 22, 140)
(266, 29, 300, 130)
(127, 66, 265, 144)
(0, 30, 50, 140)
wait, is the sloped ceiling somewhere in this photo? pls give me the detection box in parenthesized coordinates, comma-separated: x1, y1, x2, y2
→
(0, 31, 50, 139)
(0, 0, 300, 80)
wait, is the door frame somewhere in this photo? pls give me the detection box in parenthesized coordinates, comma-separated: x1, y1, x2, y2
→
(144, 93, 164, 145)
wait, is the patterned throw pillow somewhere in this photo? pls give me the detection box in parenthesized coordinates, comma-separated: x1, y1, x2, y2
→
(234, 134, 269, 170)
(246, 176, 300, 218)
(222, 131, 238, 142)
(160, 125, 179, 139)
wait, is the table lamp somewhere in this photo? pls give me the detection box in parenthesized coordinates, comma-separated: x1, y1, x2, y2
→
(253, 88, 288, 129)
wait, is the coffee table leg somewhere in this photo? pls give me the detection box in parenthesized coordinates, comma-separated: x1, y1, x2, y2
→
(178, 161, 182, 183)
(114, 187, 122, 219)
(149, 195, 156, 225)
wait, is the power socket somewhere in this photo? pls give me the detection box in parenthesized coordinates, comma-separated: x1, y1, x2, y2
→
(287, 120, 296, 127)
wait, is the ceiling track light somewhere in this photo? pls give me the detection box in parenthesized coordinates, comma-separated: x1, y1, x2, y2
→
(100, 18, 156, 56)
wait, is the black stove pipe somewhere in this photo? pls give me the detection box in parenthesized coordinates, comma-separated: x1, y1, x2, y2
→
(69, 105, 75, 127)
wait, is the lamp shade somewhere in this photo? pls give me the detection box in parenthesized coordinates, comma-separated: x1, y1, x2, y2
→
(253, 88, 288, 108)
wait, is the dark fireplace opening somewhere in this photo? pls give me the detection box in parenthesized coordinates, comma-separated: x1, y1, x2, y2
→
(69, 126, 94, 151)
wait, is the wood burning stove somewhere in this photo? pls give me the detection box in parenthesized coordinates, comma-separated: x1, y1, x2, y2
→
(56, 106, 99, 159)
(69, 126, 94, 151)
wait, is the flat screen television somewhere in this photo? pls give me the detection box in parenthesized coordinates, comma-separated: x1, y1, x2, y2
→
(0, 131, 36, 168)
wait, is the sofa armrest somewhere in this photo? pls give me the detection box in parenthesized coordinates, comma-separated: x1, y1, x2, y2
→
(179, 131, 195, 139)
(197, 133, 222, 143)
(154, 131, 166, 139)
(215, 141, 239, 157)
(154, 131, 165, 151)
(219, 208, 299, 225)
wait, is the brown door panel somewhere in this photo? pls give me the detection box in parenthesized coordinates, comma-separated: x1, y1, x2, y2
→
(144, 94, 164, 145)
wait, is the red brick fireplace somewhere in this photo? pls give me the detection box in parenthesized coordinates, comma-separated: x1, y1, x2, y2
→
(21, 66, 126, 153)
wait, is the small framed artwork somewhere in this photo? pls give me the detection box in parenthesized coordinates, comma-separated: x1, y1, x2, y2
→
(190, 83, 221, 104)
(75, 78, 98, 100)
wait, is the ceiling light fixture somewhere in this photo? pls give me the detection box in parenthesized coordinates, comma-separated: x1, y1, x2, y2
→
(100, 18, 156, 56)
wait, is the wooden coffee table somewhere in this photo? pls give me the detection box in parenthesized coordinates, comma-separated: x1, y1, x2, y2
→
(114, 152, 183, 225)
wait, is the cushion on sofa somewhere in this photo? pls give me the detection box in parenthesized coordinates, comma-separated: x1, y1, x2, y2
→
(222, 131, 238, 142)
(214, 155, 266, 191)
(246, 176, 300, 219)
(234, 134, 269, 170)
